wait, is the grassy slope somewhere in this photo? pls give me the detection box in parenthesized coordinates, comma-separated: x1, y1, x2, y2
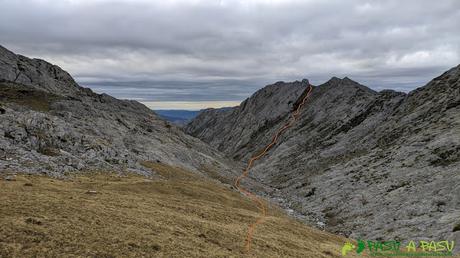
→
(0, 163, 364, 257)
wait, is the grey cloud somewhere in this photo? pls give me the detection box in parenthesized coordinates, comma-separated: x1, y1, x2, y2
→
(0, 0, 459, 103)
(84, 79, 262, 101)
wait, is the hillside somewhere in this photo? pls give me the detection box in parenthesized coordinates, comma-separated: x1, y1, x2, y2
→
(186, 80, 308, 160)
(0, 45, 247, 185)
(0, 45, 370, 257)
(185, 68, 460, 248)
(0, 163, 361, 257)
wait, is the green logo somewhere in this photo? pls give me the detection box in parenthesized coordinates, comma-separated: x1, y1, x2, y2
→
(341, 239, 455, 256)
(356, 239, 366, 254)
(341, 242, 356, 256)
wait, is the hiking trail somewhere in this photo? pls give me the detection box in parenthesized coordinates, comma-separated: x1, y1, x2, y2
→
(234, 83, 314, 253)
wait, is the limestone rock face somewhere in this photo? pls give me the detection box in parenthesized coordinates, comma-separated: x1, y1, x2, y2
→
(0, 46, 80, 96)
(186, 79, 308, 161)
(0, 45, 247, 186)
(185, 66, 460, 242)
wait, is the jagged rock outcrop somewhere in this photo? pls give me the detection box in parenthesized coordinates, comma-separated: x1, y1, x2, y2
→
(0, 45, 249, 186)
(186, 79, 308, 160)
(0, 46, 81, 96)
(185, 67, 460, 246)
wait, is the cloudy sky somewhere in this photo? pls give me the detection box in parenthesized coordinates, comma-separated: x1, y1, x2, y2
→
(1, 0, 459, 109)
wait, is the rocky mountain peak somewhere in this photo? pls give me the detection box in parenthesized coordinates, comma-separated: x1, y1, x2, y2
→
(433, 65, 460, 90)
(185, 65, 460, 244)
(186, 79, 308, 160)
(0, 45, 80, 96)
(324, 76, 341, 84)
(0, 45, 16, 60)
(321, 76, 377, 95)
(444, 64, 460, 78)
(0, 45, 243, 184)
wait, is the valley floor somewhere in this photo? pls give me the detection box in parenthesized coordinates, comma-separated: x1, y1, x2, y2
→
(0, 163, 361, 257)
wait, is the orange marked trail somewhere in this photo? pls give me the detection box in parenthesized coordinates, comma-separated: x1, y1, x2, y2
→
(234, 84, 314, 253)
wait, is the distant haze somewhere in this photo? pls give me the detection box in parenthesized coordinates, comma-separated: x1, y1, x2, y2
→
(155, 110, 201, 126)
(1, 0, 459, 109)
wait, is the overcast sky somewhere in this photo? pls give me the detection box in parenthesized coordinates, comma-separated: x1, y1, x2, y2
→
(1, 0, 459, 109)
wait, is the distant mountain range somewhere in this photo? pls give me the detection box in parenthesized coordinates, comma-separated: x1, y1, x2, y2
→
(155, 108, 234, 126)
(154, 110, 201, 126)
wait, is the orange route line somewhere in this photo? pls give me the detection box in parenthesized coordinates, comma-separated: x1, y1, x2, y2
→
(234, 84, 313, 253)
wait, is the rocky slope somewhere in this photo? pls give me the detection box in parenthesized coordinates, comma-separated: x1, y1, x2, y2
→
(186, 80, 308, 161)
(0, 45, 248, 186)
(0, 45, 369, 257)
(185, 67, 460, 247)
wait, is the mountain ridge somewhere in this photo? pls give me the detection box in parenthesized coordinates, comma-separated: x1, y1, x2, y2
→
(185, 65, 460, 250)
(0, 44, 370, 257)
(0, 45, 254, 189)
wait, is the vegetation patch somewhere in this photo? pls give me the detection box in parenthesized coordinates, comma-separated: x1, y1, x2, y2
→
(0, 81, 61, 112)
(37, 147, 60, 156)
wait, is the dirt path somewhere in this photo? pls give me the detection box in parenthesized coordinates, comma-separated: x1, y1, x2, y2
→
(234, 84, 314, 253)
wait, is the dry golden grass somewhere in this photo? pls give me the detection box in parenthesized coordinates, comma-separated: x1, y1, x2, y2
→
(0, 164, 366, 257)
